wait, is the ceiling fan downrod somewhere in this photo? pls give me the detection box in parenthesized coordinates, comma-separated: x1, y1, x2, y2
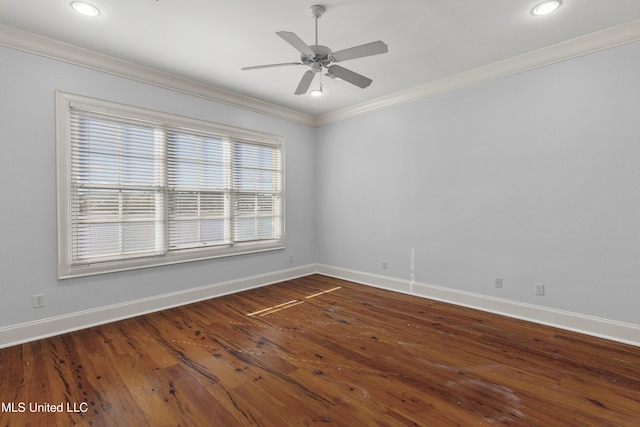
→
(309, 5, 325, 46)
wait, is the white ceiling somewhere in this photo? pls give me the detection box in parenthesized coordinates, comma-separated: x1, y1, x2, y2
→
(1, 0, 640, 116)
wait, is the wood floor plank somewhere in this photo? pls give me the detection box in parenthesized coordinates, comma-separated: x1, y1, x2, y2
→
(70, 329, 152, 426)
(163, 362, 244, 427)
(0, 344, 27, 427)
(1, 274, 639, 426)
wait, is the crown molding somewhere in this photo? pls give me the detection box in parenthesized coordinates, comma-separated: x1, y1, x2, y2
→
(2, 19, 639, 129)
(0, 24, 315, 127)
(314, 18, 640, 127)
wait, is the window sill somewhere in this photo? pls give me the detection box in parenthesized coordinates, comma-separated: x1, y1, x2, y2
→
(58, 241, 285, 279)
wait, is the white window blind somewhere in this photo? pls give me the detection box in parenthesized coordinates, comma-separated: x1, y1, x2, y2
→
(69, 109, 166, 264)
(57, 92, 284, 278)
(231, 140, 282, 243)
(167, 128, 230, 250)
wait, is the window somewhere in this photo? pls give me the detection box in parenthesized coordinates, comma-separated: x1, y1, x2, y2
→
(57, 92, 284, 278)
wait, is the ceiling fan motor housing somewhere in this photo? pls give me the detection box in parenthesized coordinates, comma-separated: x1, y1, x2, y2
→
(301, 45, 333, 70)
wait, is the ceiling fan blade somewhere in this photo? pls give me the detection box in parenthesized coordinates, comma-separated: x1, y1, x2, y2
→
(295, 70, 316, 95)
(277, 31, 315, 56)
(331, 41, 388, 62)
(326, 65, 372, 89)
(241, 62, 303, 71)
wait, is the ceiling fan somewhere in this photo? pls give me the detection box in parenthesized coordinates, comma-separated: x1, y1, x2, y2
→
(241, 5, 388, 96)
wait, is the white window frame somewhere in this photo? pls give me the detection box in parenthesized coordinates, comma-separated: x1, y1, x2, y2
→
(57, 91, 284, 278)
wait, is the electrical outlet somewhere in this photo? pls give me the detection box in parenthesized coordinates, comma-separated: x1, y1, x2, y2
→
(33, 294, 45, 308)
(495, 277, 503, 288)
(381, 260, 388, 270)
(534, 283, 545, 296)
(289, 255, 294, 263)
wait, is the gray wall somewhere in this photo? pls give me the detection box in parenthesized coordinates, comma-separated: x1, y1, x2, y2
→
(2, 39, 639, 332)
(315, 42, 640, 325)
(0, 46, 316, 327)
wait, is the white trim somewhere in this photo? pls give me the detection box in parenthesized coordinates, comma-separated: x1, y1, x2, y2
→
(0, 264, 317, 349)
(0, 24, 314, 127)
(2, 264, 639, 348)
(315, 19, 640, 126)
(316, 264, 640, 347)
(2, 20, 640, 128)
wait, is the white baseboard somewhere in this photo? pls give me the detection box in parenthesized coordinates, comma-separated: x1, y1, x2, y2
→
(316, 264, 640, 347)
(3, 264, 638, 349)
(0, 264, 317, 349)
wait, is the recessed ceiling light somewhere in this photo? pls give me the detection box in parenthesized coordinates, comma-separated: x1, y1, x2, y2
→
(71, 1, 101, 17)
(531, 0, 562, 16)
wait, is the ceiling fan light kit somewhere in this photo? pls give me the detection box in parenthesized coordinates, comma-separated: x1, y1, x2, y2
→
(242, 4, 388, 96)
(309, 87, 324, 97)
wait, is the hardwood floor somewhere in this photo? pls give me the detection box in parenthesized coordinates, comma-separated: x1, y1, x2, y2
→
(1, 274, 639, 426)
